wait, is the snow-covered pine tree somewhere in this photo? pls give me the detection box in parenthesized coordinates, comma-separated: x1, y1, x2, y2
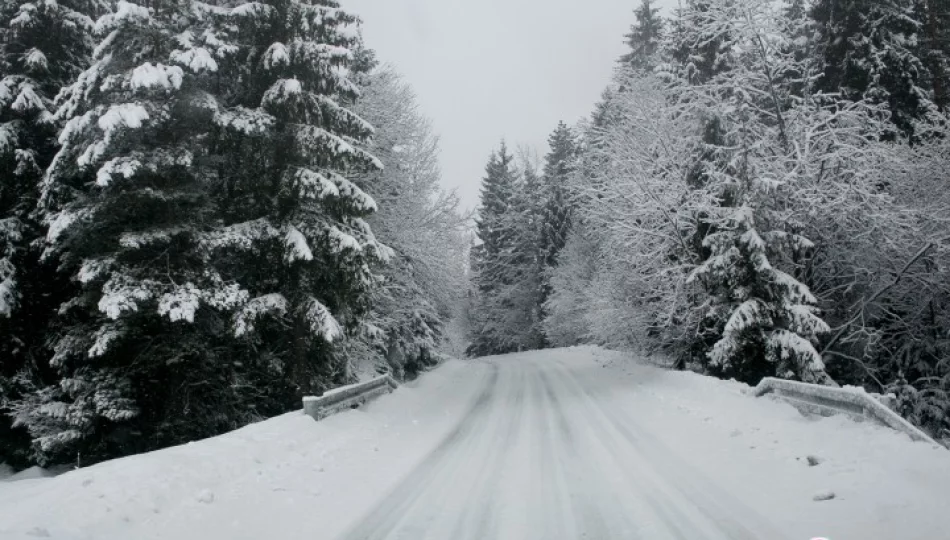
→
(620, 0, 665, 73)
(538, 122, 577, 317)
(467, 143, 521, 356)
(496, 154, 546, 351)
(668, 0, 736, 85)
(14, 0, 258, 464)
(811, 0, 940, 139)
(539, 122, 576, 270)
(688, 207, 830, 383)
(0, 0, 106, 465)
(916, 0, 950, 110)
(199, 0, 388, 395)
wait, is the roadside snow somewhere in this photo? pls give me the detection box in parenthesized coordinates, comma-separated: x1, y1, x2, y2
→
(583, 346, 950, 540)
(1, 347, 948, 540)
(0, 359, 492, 540)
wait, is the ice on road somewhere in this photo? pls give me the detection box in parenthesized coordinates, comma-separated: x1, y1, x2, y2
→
(342, 355, 783, 540)
(2, 346, 949, 540)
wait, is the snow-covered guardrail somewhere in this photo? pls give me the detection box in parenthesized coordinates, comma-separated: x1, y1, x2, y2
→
(753, 377, 942, 447)
(303, 374, 399, 421)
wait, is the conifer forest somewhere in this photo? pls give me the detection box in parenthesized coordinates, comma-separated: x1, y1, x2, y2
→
(2, 0, 950, 475)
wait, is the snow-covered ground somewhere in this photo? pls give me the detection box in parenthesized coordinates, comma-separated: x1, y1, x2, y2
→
(1, 346, 948, 540)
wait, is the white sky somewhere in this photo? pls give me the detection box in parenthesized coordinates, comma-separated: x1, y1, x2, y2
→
(347, 0, 652, 211)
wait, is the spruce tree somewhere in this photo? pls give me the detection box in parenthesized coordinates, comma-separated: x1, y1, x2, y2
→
(16, 0, 253, 464)
(499, 157, 546, 351)
(811, 0, 939, 138)
(538, 122, 577, 322)
(688, 207, 830, 383)
(0, 0, 105, 466)
(467, 143, 519, 356)
(621, 0, 665, 73)
(15, 0, 383, 465)
(204, 0, 388, 395)
(539, 122, 576, 270)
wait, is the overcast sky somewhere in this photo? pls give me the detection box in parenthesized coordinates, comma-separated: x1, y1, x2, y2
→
(347, 0, 652, 211)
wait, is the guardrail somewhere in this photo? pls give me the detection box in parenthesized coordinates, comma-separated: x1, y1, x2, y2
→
(303, 374, 399, 421)
(753, 377, 942, 448)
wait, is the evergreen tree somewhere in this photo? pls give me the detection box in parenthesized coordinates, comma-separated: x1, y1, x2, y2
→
(916, 0, 950, 111)
(668, 0, 736, 85)
(15, 0, 383, 465)
(688, 207, 830, 383)
(201, 0, 387, 395)
(16, 0, 251, 464)
(467, 143, 520, 356)
(620, 0, 665, 72)
(0, 0, 105, 466)
(499, 156, 546, 350)
(538, 122, 577, 314)
(811, 0, 939, 138)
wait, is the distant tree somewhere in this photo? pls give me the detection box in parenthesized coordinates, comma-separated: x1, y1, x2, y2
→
(536, 121, 578, 328)
(621, 0, 665, 73)
(467, 143, 522, 356)
(539, 122, 577, 270)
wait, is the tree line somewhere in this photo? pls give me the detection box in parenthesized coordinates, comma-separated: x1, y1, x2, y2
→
(0, 0, 467, 468)
(468, 0, 950, 444)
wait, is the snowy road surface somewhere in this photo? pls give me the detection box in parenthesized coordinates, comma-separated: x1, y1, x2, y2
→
(2, 347, 950, 540)
(342, 355, 782, 540)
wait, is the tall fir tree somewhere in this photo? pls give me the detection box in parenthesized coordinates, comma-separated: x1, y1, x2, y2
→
(500, 156, 546, 351)
(14, 0, 384, 466)
(200, 0, 388, 396)
(467, 143, 520, 356)
(620, 0, 665, 73)
(17, 0, 253, 465)
(538, 122, 577, 314)
(0, 0, 106, 466)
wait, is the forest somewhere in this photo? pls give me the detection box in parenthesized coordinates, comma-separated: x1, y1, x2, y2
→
(0, 0, 468, 467)
(468, 0, 950, 445)
(2, 0, 949, 471)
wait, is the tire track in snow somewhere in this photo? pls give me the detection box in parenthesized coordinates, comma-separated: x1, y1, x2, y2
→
(549, 357, 789, 540)
(338, 355, 788, 540)
(338, 362, 500, 539)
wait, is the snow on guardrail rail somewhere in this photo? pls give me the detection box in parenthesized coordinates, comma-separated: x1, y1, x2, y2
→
(303, 374, 399, 421)
(753, 377, 943, 448)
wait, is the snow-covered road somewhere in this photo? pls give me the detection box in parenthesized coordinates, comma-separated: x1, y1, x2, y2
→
(343, 354, 783, 540)
(2, 346, 949, 540)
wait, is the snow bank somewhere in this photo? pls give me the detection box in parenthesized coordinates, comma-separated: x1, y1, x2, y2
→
(0, 359, 492, 540)
(581, 346, 950, 540)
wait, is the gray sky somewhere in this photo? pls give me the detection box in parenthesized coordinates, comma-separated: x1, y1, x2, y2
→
(348, 0, 645, 211)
